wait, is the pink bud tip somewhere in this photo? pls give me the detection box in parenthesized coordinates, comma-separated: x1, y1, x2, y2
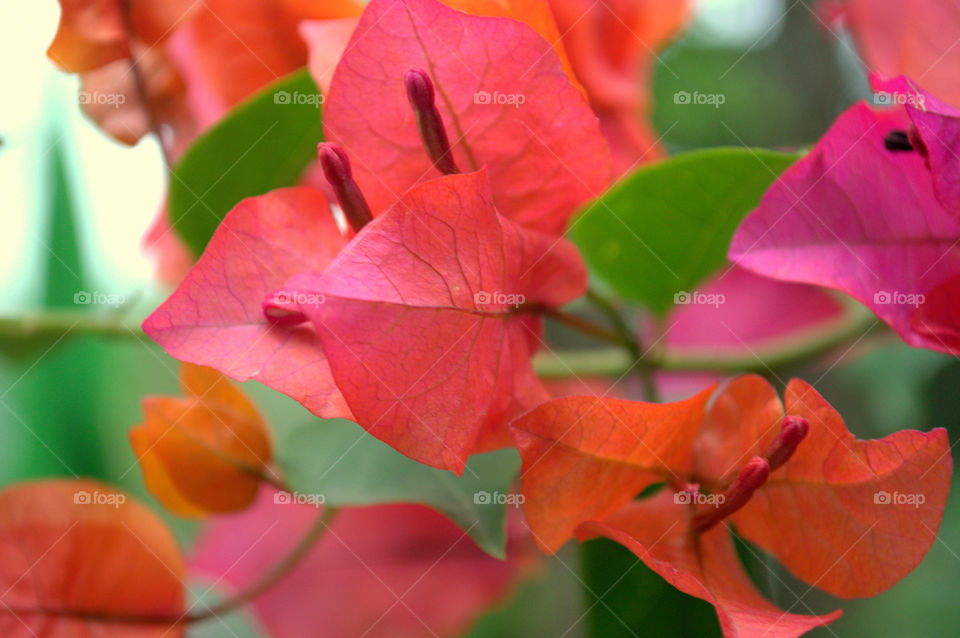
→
(262, 294, 308, 326)
(404, 69, 435, 112)
(402, 69, 459, 175)
(734, 456, 772, 493)
(318, 143, 352, 187)
(764, 415, 810, 472)
(317, 142, 373, 232)
(690, 457, 770, 534)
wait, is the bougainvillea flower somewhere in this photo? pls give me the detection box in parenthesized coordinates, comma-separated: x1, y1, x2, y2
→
(729, 91, 960, 355)
(191, 492, 535, 638)
(47, 0, 192, 73)
(827, 0, 960, 108)
(319, 0, 611, 235)
(871, 75, 960, 217)
(129, 363, 273, 516)
(512, 376, 951, 637)
(278, 170, 586, 473)
(47, 0, 197, 146)
(302, 0, 578, 97)
(546, 0, 690, 173)
(0, 479, 185, 636)
(143, 187, 351, 419)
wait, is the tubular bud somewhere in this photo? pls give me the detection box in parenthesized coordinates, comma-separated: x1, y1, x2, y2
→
(318, 143, 374, 232)
(690, 457, 770, 533)
(404, 69, 459, 175)
(763, 415, 810, 472)
(262, 290, 308, 326)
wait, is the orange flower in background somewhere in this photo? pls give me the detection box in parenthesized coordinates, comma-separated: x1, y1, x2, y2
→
(172, 0, 363, 120)
(547, 0, 690, 173)
(47, 0, 196, 146)
(0, 479, 185, 636)
(130, 363, 273, 517)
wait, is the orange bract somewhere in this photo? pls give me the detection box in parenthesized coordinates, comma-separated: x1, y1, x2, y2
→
(185, 0, 363, 108)
(130, 364, 273, 516)
(0, 479, 184, 636)
(47, 0, 193, 72)
(511, 385, 715, 552)
(513, 375, 952, 637)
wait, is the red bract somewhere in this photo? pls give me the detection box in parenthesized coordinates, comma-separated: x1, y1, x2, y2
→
(729, 83, 960, 355)
(143, 187, 351, 419)
(282, 170, 586, 473)
(191, 492, 534, 638)
(319, 0, 611, 235)
(512, 376, 951, 637)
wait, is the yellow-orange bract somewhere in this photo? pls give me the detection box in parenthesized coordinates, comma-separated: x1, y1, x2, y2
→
(130, 364, 273, 516)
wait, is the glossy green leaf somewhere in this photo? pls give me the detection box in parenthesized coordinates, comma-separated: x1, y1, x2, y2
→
(570, 148, 799, 314)
(277, 419, 521, 558)
(169, 69, 324, 255)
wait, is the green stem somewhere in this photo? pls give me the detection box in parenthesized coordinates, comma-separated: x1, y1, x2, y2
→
(0, 302, 880, 377)
(0, 313, 144, 341)
(187, 506, 338, 623)
(534, 304, 880, 378)
(585, 289, 660, 402)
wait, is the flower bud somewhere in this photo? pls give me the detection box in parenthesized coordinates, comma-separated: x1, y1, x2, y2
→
(318, 142, 374, 232)
(404, 69, 460, 175)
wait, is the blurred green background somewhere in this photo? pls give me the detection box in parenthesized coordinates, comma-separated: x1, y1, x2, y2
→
(1, 1, 957, 637)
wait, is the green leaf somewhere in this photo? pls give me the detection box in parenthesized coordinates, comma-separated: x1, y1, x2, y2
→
(169, 69, 324, 255)
(581, 538, 720, 638)
(570, 148, 799, 315)
(276, 419, 521, 558)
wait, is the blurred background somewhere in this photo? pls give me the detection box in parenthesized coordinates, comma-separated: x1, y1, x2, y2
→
(0, 1, 956, 636)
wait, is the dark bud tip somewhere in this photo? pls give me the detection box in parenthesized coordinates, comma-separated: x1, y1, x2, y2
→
(317, 142, 373, 232)
(404, 69, 435, 112)
(318, 142, 352, 186)
(402, 69, 459, 175)
(884, 129, 914, 152)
